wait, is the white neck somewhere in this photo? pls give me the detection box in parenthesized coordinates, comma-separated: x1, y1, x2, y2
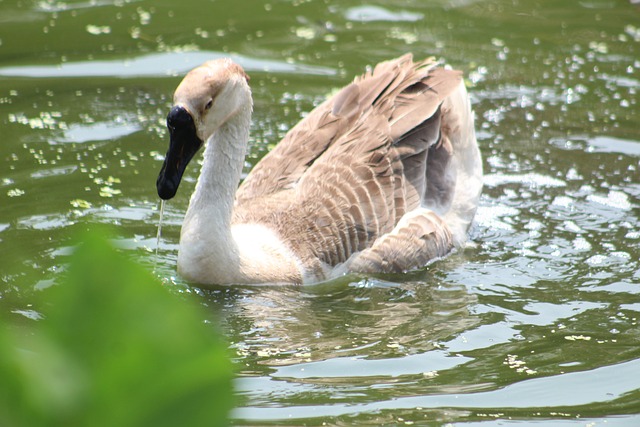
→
(176, 104, 304, 285)
(190, 108, 250, 231)
(177, 105, 250, 283)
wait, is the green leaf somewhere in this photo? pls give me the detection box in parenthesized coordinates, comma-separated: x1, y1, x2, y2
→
(0, 228, 233, 427)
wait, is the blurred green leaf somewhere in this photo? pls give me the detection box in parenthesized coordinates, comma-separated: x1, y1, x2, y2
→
(0, 228, 233, 427)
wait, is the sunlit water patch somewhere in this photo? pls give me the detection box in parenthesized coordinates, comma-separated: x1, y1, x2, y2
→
(344, 5, 424, 22)
(0, 51, 336, 79)
(58, 121, 142, 144)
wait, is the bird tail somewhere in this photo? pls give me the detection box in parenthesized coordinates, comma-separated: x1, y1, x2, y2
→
(423, 79, 483, 248)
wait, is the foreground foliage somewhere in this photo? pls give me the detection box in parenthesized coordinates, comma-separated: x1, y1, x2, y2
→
(0, 229, 233, 427)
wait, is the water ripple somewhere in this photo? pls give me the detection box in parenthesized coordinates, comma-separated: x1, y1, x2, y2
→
(234, 358, 640, 421)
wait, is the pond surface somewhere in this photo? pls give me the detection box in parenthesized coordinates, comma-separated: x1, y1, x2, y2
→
(1, 0, 639, 425)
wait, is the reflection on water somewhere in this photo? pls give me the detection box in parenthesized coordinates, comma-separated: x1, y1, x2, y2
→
(1, 0, 639, 425)
(220, 277, 478, 366)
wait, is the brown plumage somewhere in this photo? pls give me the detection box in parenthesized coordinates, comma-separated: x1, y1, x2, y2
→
(157, 54, 483, 285)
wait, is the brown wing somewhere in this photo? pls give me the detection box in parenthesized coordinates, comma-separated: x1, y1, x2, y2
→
(234, 55, 464, 272)
(344, 209, 454, 274)
(235, 54, 431, 203)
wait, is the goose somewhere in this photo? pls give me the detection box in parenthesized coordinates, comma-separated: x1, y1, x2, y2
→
(156, 54, 483, 285)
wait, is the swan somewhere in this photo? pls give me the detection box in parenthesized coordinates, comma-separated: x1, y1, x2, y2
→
(156, 54, 482, 285)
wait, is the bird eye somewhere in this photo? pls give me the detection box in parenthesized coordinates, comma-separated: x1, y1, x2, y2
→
(204, 99, 213, 110)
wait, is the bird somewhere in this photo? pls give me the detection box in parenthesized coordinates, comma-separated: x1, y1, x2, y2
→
(156, 54, 483, 286)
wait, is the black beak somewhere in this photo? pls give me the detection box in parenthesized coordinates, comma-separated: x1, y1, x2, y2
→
(156, 105, 203, 200)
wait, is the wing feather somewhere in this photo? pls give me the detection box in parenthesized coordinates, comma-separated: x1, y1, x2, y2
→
(233, 55, 466, 272)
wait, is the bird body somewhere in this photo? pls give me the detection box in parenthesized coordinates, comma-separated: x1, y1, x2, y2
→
(156, 54, 483, 285)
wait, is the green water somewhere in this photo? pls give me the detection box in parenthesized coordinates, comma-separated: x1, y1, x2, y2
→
(1, 0, 639, 425)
